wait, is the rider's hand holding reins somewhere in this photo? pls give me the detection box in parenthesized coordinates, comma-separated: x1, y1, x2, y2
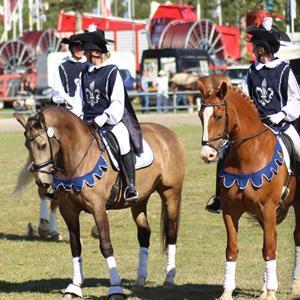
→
(95, 113, 109, 127)
(268, 111, 287, 124)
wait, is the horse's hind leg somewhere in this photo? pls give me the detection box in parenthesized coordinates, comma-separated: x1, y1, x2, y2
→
(59, 200, 84, 298)
(292, 188, 300, 298)
(37, 187, 50, 239)
(158, 187, 182, 287)
(131, 199, 151, 288)
(49, 197, 62, 241)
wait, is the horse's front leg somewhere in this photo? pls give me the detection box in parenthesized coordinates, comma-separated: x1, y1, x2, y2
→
(260, 203, 277, 300)
(59, 200, 84, 298)
(131, 199, 151, 288)
(292, 193, 300, 298)
(93, 202, 125, 299)
(219, 210, 240, 300)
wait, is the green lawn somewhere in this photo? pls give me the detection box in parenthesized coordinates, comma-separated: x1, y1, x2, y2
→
(0, 125, 296, 300)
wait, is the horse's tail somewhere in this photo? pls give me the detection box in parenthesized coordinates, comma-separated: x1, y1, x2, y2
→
(160, 194, 182, 253)
(11, 157, 34, 198)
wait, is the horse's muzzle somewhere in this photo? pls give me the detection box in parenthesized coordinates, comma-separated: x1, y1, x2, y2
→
(200, 145, 218, 163)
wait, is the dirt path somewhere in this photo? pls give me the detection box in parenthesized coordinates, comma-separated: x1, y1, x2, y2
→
(0, 113, 200, 133)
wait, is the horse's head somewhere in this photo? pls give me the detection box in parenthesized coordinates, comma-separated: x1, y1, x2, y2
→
(15, 111, 61, 188)
(198, 81, 230, 163)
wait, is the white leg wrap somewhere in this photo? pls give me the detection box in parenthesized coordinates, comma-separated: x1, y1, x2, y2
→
(265, 259, 278, 291)
(49, 209, 57, 234)
(72, 256, 84, 286)
(40, 198, 49, 221)
(223, 261, 236, 292)
(294, 247, 300, 280)
(166, 244, 176, 277)
(137, 247, 148, 278)
(64, 283, 83, 298)
(106, 256, 121, 286)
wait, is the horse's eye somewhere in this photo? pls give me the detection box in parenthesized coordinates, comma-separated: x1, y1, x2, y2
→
(215, 115, 223, 121)
(38, 143, 47, 151)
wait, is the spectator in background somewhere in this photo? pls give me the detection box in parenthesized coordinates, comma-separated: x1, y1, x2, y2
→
(140, 70, 149, 113)
(51, 34, 87, 117)
(154, 70, 169, 113)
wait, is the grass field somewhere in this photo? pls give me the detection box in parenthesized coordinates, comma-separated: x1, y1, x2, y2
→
(0, 124, 296, 300)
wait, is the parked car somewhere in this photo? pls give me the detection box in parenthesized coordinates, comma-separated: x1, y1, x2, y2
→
(223, 65, 249, 88)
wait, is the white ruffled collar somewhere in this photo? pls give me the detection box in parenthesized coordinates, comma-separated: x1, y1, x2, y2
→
(255, 58, 288, 70)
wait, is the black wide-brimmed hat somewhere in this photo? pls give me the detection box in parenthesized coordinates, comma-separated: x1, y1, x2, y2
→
(79, 30, 114, 53)
(61, 34, 82, 48)
(247, 17, 290, 54)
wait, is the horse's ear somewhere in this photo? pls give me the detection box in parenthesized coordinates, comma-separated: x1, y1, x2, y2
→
(217, 82, 228, 99)
(197, 80, 207, 97)
(14, 112, 27, 129)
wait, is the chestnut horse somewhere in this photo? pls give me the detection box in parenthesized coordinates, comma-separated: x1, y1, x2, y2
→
(14, 107, 185, 299)
(198, 82, 300, 300)
(171, 73, 231, 113)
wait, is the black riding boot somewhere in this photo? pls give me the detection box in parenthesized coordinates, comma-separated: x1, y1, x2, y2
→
(205, 158, 223, 214)
(121, 151, 138, 202)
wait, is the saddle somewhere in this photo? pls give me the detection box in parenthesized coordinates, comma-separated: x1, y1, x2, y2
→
(280, 132, 300, 175)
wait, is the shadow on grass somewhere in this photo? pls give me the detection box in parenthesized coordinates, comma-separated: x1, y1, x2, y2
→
(0, 278, 262, 299)
(0, 232, 67, 243)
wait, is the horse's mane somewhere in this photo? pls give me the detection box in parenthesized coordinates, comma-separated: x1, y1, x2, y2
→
(227, 85, 259, 117)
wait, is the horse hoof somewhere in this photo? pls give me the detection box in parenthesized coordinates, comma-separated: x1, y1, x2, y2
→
(259, 289, 276, 300)
(133, 276, 146, 289)
(292, 279, 300, 299)
(90, 225, 99, 239)
(218, 291, 233, 300)
(38, 219, 49, 239)
(51, 232, 63, 241)
(27, 223, 37, 237)
(63, 293, 82, 299)
(108, 294, 125, 300)
(163, 278, 176, 289)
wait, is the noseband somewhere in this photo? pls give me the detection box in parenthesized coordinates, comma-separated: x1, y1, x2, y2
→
(25, 116, 61, 174)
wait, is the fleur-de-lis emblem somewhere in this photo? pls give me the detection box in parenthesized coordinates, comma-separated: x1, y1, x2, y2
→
(85, 81, 101, 107)
(255, 79, 274, 106)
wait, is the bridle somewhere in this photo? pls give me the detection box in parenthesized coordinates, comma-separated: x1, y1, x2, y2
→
(201, 97, 268, 153)
(25, 116, 61, 175)
(201, 98, 229, 153)
(25, 114, 100, 178)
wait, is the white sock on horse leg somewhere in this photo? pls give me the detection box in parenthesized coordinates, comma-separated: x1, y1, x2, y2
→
(223, 261, 236, 292)
(72, 256, 84, 286)
(40, 198, 49, 221)
(49, 209, 57, 234)
(106, 256, 121, 286)
(265, 259, 278, 290)
(166, 244, 176, 276)
(137, 247, 148, 278)
(294, 247, 300, 280)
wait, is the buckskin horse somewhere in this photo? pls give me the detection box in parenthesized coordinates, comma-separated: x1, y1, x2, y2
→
(14, 107, 185, 299)
(198, 81, 300, 300)
(171, 73, 231, 114)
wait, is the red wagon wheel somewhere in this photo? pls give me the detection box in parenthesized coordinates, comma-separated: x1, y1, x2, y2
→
(0, 40, 35, 74)
(185, 19, 225, 59)
(21, 29, 62, 55)
(158, 19, 226, 60)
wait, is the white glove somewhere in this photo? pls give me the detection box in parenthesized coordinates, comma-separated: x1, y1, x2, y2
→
(268, 111, 286, 125)
(94, 114, 109, 127)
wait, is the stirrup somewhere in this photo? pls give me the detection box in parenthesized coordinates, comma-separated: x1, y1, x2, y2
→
(205, 195, 221, 214)
(124, 185, 139, 202)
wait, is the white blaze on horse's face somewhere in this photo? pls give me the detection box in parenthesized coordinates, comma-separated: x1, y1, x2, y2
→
(200, 106, 218, 163)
